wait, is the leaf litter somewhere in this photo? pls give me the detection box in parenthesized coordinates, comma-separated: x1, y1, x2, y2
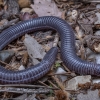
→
(0, 0, 100, 100)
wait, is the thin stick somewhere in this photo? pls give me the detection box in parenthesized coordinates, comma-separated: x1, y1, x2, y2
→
(62, 63, 71, 73)
(0, 84, 46, 88)
(0, 88, 50, 94)
(0, 84, 58, 90)
(52, 76, 64, 90)
(38, 81, 51, 88)
(0, 60, 12, 67)
(48, 73, 71, 76)
(48, 80, 59, 89)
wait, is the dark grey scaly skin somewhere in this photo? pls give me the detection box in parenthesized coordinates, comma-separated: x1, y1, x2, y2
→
(0, 16, 99, 84)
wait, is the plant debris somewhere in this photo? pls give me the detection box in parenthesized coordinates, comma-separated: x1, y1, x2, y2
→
(0, 0, 100, 100)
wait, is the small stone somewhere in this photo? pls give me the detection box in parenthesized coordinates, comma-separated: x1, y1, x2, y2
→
(66, 75, 91, 90)
(56, 67, 67, 82)
(96, 4, 100, 9)
(71, 10, 78, 20)
(94, 43, 100, 53)
(95, 13, 100, 24)
(32, 58, 40, 65)
(18, 65, 25, 70)
(77, 90, 100, 100)
(94, 31, 100, 35)
(95, 54, 100, 64)
(26, 94, 36, 100)
(86, 48, 93, 54)
(0, 50, 15, 63)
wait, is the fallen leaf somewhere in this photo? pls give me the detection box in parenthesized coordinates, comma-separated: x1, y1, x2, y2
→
(19, 12, 38, 21)
(66, 75, 91, 90)
(31, 0, 62, 17)
(21, 8, 34, 14)
(95, 13, 100, 24)
(18, 0, 31, 8)
(23, 34, 46, 65)
(54, 90, 69, 100)
(0, 19, 8, 26)
(78, 15, 97, 34)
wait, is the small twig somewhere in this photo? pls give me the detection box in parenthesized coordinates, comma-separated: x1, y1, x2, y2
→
(49, 72, 71, 76)
(0, 87, 51, 94)
(0, 84, 58, 90)
(62, 63, 71, 73)
(38, 81, 51, 88)
(52, 76, 64, 90)
(0, 84, 47, 88)
(8, 44, 19, 48)
(11, 46, 26, 52)
(52, 76, 70, 100)
(82, 0, 100, 3)
(48, 80, 59, 89)
(0, 60, 12, 68)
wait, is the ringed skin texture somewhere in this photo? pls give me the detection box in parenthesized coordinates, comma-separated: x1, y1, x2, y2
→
(0, 16, 99, 84)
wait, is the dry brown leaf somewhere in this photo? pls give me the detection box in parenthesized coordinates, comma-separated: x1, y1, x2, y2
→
(92, 83, 100, 90)
(21, 51, 28, 66)
(0, 0, 3, 5)
(84, 35, 100, 53)
(78, 15, 97, 34)
(0, 19, 8, 26)
(54, 90, 69, 100)
(78, 82, 91, 90)
(75, 26, 84, 41)
(31, 0, 62, 17)
(19, 12, 38, 21)
(18, 0, 31, 8)
(21, 8, 34, 14)
(52, 76, 70, 100)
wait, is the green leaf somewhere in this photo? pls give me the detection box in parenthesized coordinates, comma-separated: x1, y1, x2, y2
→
(55, 63, 61, 68)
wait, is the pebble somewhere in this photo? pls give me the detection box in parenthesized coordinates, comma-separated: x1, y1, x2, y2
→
(95, 54, 100, 64)
(66, 75, 91, 90)
(95, 12, 100, 24)
(56, 67, 67, 82)
(0, 50, 15, 63)
(96, 4, 100, 9)
(18, 65, 25, 70)
(77, 90, 100, 100)
(94, 30, 100, 35)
